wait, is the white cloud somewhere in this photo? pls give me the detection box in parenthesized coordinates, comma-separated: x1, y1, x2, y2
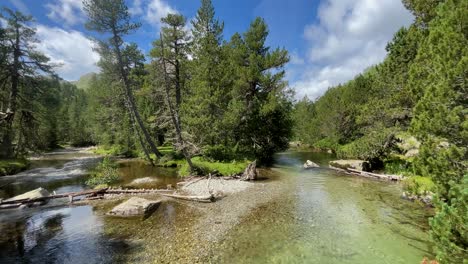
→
(129, 0, 144, 15)
(291, 0, 413, 100)
(46, 0, 84, 26)
(35, 25, 100, 80)
(145, 0, 178, 27)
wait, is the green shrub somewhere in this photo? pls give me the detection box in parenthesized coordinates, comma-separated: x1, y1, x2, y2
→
(384, 157, 414, 175)
(313, 137, 339, 152)
(203, 144, 240, 162)
(86, 157, 120, 187)
(178, 157, 250, 177)
(0, 159, 29, 176)
(403, 176, 436, 196)
(94, 145, 137, 157)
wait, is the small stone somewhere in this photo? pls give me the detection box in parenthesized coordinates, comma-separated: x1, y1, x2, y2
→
(303, 160, 320, 169)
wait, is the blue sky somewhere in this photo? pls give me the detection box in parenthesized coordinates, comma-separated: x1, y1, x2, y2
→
(2, 0, 413, 100)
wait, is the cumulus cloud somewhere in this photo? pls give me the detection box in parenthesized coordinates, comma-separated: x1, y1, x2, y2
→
(129, 0, 144, 15)
(291, 0, 413, 100)
(35, 25, 100, 80)
(45, 0, 85, 26)
(144, 0, 178, 27)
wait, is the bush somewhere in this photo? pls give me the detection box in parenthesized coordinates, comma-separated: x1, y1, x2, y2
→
(0, 159, 29, 176)
(203, 144, 239, 162)
(403, 176, 436, 196)
(313, 137, 339, 152)
(384, 157, 413, 175)
(178, 157, 250, 177)
(86, 157, 120, 187)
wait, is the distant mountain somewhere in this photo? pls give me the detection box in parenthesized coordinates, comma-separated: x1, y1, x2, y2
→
(72, 72, 98, 90)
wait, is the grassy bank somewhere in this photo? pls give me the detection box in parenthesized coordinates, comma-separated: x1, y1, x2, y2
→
(0, 159, 29, 176)
(178, 157, 250, 177)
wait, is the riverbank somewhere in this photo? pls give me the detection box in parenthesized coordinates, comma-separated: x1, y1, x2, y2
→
(0, 159, 29, 176)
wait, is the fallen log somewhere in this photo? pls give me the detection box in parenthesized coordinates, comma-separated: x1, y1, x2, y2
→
(160, 193, 214, 203)
(347, 168, 402, 181)
(0, 187, 214, 210)
(0, 188, 109, 206)
(105, 188, 173, 194)
(329, 166, 402, 181)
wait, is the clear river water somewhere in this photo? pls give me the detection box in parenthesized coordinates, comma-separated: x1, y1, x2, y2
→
(0, 149, 434, 263)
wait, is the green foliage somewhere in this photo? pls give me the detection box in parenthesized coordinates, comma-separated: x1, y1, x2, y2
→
(0, 159, 29, 176)
(407, 0, 468, 262)
(86, 157, 120, 187)
(403, 176, 436, 196)
(312, 138, 339, 152)
(178, 156, 250, 177)
(336, 128, 398, 162)
(203, 144, 240, 162)
(429, 175, 467, 263)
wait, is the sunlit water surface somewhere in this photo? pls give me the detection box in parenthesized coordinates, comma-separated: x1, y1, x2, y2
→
(0, 150, 433, 263)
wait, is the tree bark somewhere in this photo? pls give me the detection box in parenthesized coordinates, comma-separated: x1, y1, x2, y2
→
(110, 27, 162, 160)
(159, 33, 194, 173)
(0, 25, 21, 158)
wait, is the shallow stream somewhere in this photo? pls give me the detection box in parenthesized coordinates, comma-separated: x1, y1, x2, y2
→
(0, 149, 433, 263)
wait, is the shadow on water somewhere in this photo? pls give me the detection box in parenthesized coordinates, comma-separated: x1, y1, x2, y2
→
(0, 205, 133, 264)
(0, 150, 434, 263)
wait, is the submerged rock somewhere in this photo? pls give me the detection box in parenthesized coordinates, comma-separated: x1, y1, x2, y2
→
(303, 160, 320, 169)
(5, 187, 50, 202)
(108, 197, 161, 217)
(329, 160, 370, 172)
(130, 177, 156, 185)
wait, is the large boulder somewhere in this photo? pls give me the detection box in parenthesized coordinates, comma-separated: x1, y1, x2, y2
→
(108, 197, 161, 217)
(303, 160, 320, 169)
(329, 160, 370, 172)
(5, 187, 50, 202)
(241, 160, 258, 181)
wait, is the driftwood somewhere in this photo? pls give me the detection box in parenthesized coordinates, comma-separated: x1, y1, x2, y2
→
(0, 188, 109, 206)
(0, 186, 215, 210)
(329, 166, 402, 181)
(160, 193, 214, 203)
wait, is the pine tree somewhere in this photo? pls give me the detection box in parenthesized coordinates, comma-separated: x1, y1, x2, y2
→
(0, 8, 54, 158)
(409, 0, 468, 262)
(183, 0, 229, 146)
(226, 18, 292, 163)
(83, 0, 162, 162)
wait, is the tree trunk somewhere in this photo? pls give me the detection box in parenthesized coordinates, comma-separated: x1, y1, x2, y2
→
(111, 28, 162, 160)
(0, 26, 21, 158)
(159, 33, 194, 173)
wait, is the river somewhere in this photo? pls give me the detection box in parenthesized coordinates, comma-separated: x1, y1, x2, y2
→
(0, 149, 433, 263)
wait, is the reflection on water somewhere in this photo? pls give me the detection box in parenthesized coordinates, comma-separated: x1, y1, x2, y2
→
(0, 150, 433, 263)
(0, 149, 102, 199)
(117, 160, 179, 189)
(0, 206, 131, 264)
(218, 152, 433, 263)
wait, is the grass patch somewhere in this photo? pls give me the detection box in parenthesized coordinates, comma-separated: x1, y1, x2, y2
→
(178, 156, 250, 177)
(403, 176, 436, 196)
(86, 157, 120, 187)
(0, 159, 29, 176)
(94, 145, 137, 157)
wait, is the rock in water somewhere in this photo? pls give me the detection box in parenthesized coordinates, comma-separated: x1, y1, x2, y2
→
(108, 197, 161, 217)
(303, 160, 320, 169)
(130, 177, 156, 185)
(241, 160, 258, 181)
(5, 187, 50, 203)
(329, 160, 370, 172)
